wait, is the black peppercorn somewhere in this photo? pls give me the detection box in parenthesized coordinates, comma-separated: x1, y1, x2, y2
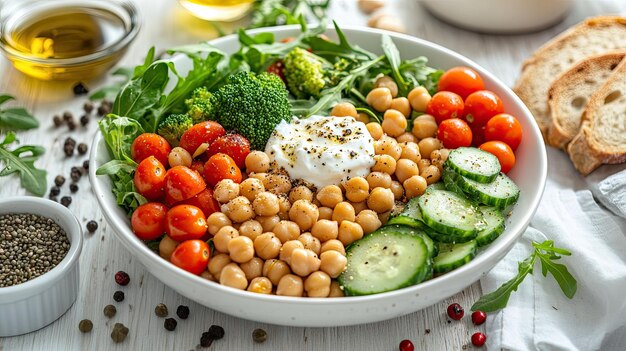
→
(65, 137, 76, 146)
(63, 111, 73, 121)
(48, 195, 58, 202)
(78, 319, 93, 333)
(200, 332, 212, 347)
(50, 186, 60, 196)
(201, 325, 225, 347)
(97, 102, 111, 116)
(176, 305, 189, 319)
(77, 143, 88, 155)
(84, 101, 94, 114)
(53, 115, 63, 127)
(87, 220, 98, 233)
(252, 328, 267, 343)
(70, 183, 79, 193)
(73, 82, 89, 96)
(64, 144, 74, 157)
(110, 323, 129, 343)
(61, 196, 72, 207)
(80, 115, 89, 126)
(70, 167, 82, 182)
(54, 175, 66, 187)
(113, 290, 125, 302)
(104, 304, 117, 318)
(154, 303, 168, 317)
(83, 160, 90, 171)
(164, 318, 177, 331)
(67, 120, 77, 131)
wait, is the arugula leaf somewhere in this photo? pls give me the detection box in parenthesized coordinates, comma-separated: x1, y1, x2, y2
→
(98, 114, 144, 162)
(249, 0, 331, 29)
(0, 132, 47, 196)
(0, 95, 39, 131)
(89, 68, 134, 101)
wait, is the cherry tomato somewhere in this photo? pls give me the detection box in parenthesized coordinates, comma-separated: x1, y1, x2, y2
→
(471, 125, 487, 147)
(131, 202, 168, 240)
(207, 133, 251, 169)
(134, 156, 166, 200)
(438, 66, 485, 99)
(484, 113, 523, 151)
(179, 188, 220, 217)
(179, 121, 226, 156)
(166, 204, 208, 241)
(204, 153, 242, 187)
(170, 239, 210, 275)
(479, 141, 516, 173)
(131, 133, 171, 166)
(437, 118, 473, 149)
(165, 166, 206, 204)
(463, 90, 504, 127)
(426, 91, 465, 125)
(267, 60, 286, 84)
(190, 160, 205, 175)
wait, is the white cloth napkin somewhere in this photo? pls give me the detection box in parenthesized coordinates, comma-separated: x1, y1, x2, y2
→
(482, 185, 626, 351)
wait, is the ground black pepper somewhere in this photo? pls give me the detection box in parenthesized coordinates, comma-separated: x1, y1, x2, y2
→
(60, 196, 72, 207)
(54, 175, 66, 187)
(113, 291, 125, 302)
(176, 305, 189, 319)
(78, 319, 93, 333)
(104, 304, 117, 318)
(252, 328, 267, 343)
(154, 303, 168, 317)
(86, 220, 98, 233)
(77, 143, 88, 155)
(111, 323, 129, 343)
(164, 318, 177, 331)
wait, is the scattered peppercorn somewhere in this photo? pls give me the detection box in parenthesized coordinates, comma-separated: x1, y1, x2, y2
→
(84, 101, 94, 114)
(77, 143, 88, 155)
(154, 303, 168, 317)
(200, 325, 225, 347)
(164, 318, 177, 331)
(83, 160, 90, 171)
(104, 304, 117, 318)
(97, 101, 111, 116)
(67, 119, 77, 131)
(111, 323, 129, 343)
(78, 319, 93, 333)
(87, 220, 98, 233)
(64, 138, 76, 157)
(54, 175, 66, 187)
(63, 111, 73, 122)
(80, 115, 89, 126)
(70, 167, 82, 182)
(53, 115, 63, 127)
(61, 196, 72, 207)
(252, 328, 267, 343)
(50, 186, 60, 196)
(69, 183, 79, 193)
(49, 195, 58, 202)
(425, 329, 431, 334)
(176, 305, 189, 319)
(73, 82, 89, 96)
(115, 271, 130, 286)
(113, 291, 125, 302)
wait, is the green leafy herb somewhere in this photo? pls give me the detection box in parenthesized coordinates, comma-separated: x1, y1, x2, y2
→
(88, 68, 134, 101)
(471, 240, 577, 312)
(0, 132, 47, 196)
(0, 95, 39, 131)
(249, 0, 331, 29)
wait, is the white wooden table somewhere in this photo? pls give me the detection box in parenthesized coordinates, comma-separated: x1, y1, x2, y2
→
(0, 1, 623, 350)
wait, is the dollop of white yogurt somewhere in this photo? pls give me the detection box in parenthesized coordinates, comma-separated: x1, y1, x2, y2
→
(265, 115, 376, 188)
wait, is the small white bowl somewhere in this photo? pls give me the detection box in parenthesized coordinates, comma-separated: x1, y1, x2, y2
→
(0, 197, 83, 337)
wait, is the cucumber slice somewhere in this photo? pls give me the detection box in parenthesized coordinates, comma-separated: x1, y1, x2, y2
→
(387, 197, 427, 229)
(446, 147, 500, 183)
(454, 172, 520, 209)
(418, 189, 482, 237)
(476, 206, 505, 247)
(379, 224, 437, 259)
(338, 229, 431, 296)
(427, 182, 446, 191)
(423, 226, 477, 244)
(433, 241, 477, 274)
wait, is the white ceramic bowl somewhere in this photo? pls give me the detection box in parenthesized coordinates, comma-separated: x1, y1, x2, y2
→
(0, 197, 83, 336)
(90, 25, 547, 327)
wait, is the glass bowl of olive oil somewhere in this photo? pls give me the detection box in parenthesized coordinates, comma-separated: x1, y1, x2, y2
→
(178, 0, 254, 21)
(0, 0, 140, 81)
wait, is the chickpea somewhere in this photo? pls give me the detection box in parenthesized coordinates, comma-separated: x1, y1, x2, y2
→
(223, 196, 254, 223)
(289, 186, 314, 203)
(366, 122, 384, 140)
(239, 178, 265, 202)
(248, 172, 267, 184)
(349, 201, 368, 214)
(257, 215, 280, 232)
(207, 212, 232, 235)
(421, 165, 442, 185)
(418, 137, 442, 160)
(412, 114, 438, 139)
(311, 219, 339, 242)
(381, 109, 407, 137)
(366, 87, 393, 112)
(358, 0, 386, 13)
(239, 220, 263, 241)
(395, 159, 420, 183)
(247, 276, 273, 294)
(168, 147, 192, 168)
(390, 180, 404, 200)
(356, 112, 370, 124)
(407, 86, 431, 112)
(332, 202, 356, 223)
(329, 281, 345, 297)
(367, 187, 394, 213)
(159, 235, 178, 260)
(262, 259, 291, 286)
(396, 132, 418, 144)
(276, 274, 304, 297)
(378, 211, 392, 225)
(228, 236, 255, 263)
(254, 233, 282, 260)
(298, 233, 321, 256)
(219, 263, 248, 290)
(304, 271, 332, 297)
(417, 158, 431, 174)
(390, 97, 411, 117)
(320, 251, 348, 278)
(344, 177, 369, 203)
(279, 240, 305, 264)
(372, 154, 397, 175)
(338, 221, 364, 246)
(200, 271, 216, 282)
(400, 142, 422, 164)
(214, 226, 239, 253)
(245, 151, 270, 173)
(331, 102, 358, 118)
(374, 76, 398, 98)
(290, 248, 321, 277)
(214, 179, 240, 203)
(356, 209, 382, 234)
(289, 200, 319, 231)
(318, 206, 334, 220)
(366, 171, 392, 189)
(251, 192, 280, 216)
(277, 194, 291, 220)
(375, 136, 402, 160)
(208, 254, 232, 280)
(264, 173, 292, 195)
(316, 185, 343, 208)
(273, 220, 301, 243)
(430, 149, 450, 172)
(320, 239, 346, 255)
(403, 175, 428, 199)
(240, 257, 264, 281)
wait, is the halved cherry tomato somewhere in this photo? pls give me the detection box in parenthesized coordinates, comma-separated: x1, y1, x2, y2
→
(204, 153, 242, 187)
(166, 204, 207, 241)
(131, 202, 168, 240)
(180, 188, 220, 217)
(170, 239, 210, 275)
(484, 113, 523, 151)
(463, 90, 504, 127)
(134, 156, 166, 200)
(267, 60, 286, 84)
(479, 141, 516, 173)
(131, 133, 171, 166)
(437, 118, 473, 149)
(207, 133, 251, 169)
(165, 166, 206, 204)
(426, 91, 465, 125)
(179, 121, 226, 156)
(438, 66, 485, 99)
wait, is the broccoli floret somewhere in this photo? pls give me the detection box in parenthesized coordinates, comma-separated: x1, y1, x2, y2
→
(157, 114, 193, 147)
(283, 47, 327, 99)
(211, 71, 292, 150)
(185, 87, 214, 123)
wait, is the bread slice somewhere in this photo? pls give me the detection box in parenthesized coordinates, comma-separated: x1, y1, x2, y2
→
(514, 16, 626, 138)
(547, 52, 625, 149)
(567, 59, 626, 175)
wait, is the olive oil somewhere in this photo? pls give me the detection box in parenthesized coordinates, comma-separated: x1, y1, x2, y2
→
(178, 0, 254, 21)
